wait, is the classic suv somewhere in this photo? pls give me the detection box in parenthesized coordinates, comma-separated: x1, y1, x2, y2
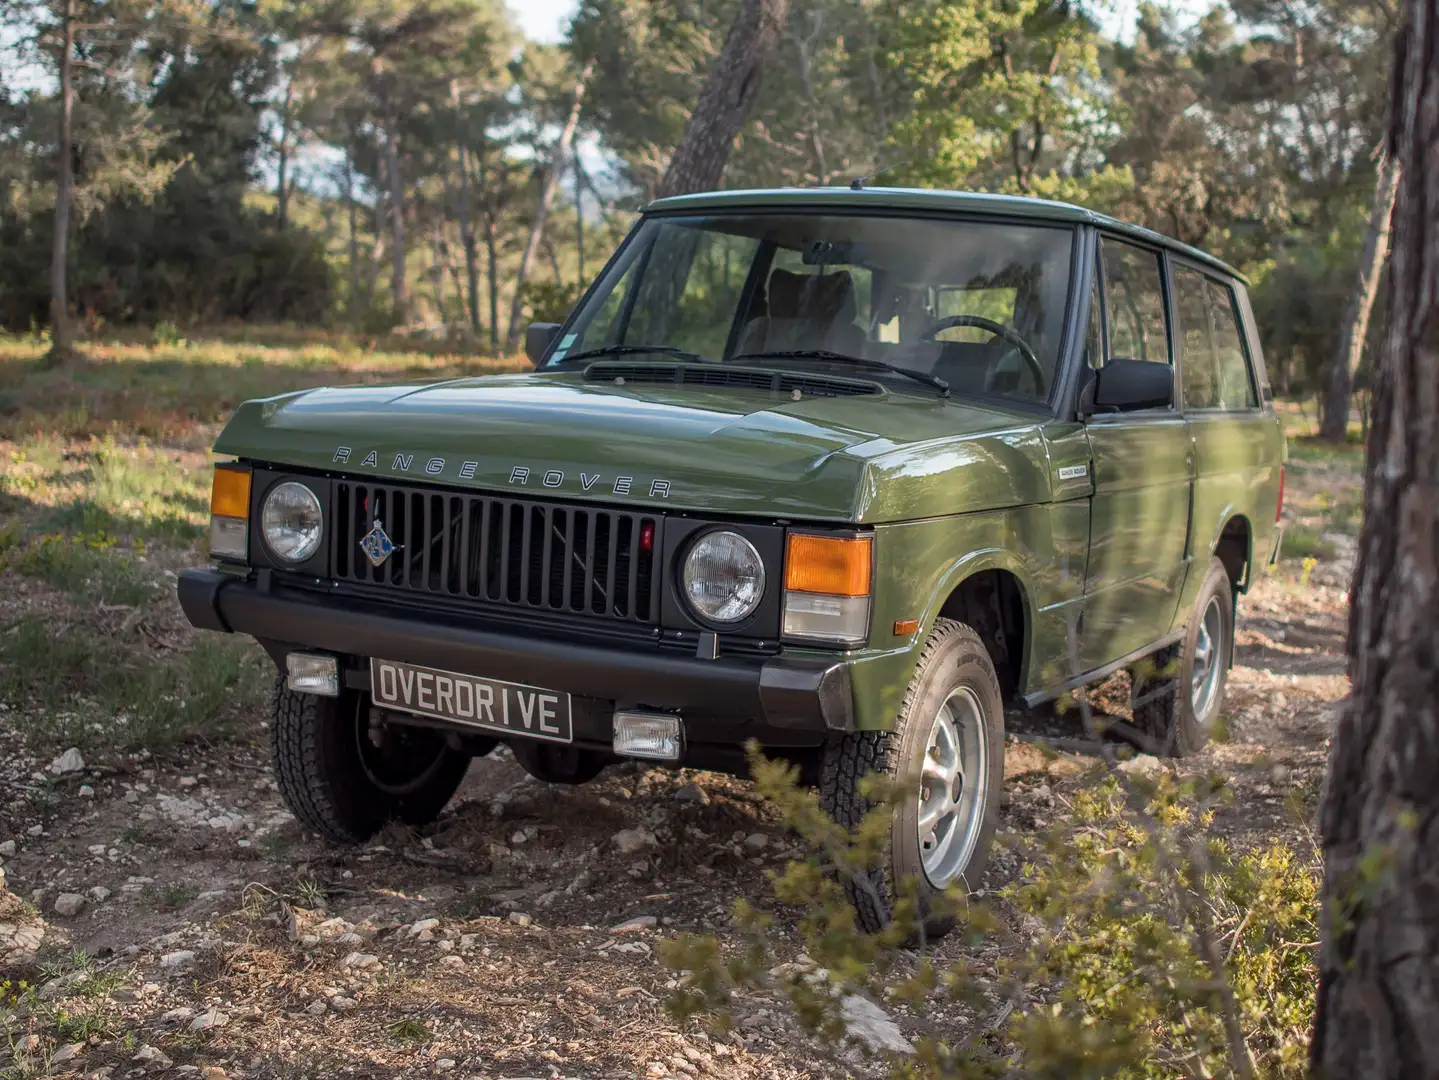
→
(178, 187, 1285, 935)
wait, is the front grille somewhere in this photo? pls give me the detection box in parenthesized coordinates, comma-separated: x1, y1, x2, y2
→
(331, 481, 661, 624)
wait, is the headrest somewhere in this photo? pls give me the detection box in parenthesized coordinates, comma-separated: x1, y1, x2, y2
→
(768, 269, 855, 321)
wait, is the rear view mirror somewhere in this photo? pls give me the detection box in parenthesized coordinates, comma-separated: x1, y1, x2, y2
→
(525, 322, 563, 366)
(1088, 358, 1173, 413)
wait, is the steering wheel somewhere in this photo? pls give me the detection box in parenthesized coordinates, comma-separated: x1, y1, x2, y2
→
(919, 314, 1046, 395)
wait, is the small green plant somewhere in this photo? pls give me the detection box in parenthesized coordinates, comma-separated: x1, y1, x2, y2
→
(51, 1002, 117, 1042)
(386, 1017, 431, 1043)
(293, 877, 327, 910)
(659, 738, 1320, 1078)
(151, 320, 185, 347)
(157, 885, 197, 911)
(1283, 526, 1337, 563)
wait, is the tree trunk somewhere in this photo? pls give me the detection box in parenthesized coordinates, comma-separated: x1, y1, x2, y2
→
(47, 0, 76, 366)
(504, 64, 591, 351)
(277, 76, 293, 230)
(574, 146, 584, 284)
(655, 0, 792, 199)
(453, 87, 481, 338)
(1319, 154, 1401, 443)
(381, 93, 408, 325)
(478, 138, 500, 352)
(1311, 6, 1439, 1078)
(344, 137, 359, 318)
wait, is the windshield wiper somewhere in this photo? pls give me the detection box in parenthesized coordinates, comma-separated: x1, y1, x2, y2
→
(556, 343, 714, 365)
(731, 349, 950, 397)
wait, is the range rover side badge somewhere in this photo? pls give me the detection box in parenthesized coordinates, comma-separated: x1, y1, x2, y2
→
(359, 519, 396, 568)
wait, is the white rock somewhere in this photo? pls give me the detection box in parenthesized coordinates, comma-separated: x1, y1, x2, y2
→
(673, 783, 709, 804)
(329, 995, 357, 1012)
(78, 785, 95, 798)
(162, 1007, 196, 1024)
(610, 915, 659, 933)
(0, 840, 15, 857)
(1117, 753, 1162, 777)
(26, 824, 43, 837)
(407, 918, 440, 937)
(52, 1042, 85, 1065)
(89, 886, 111, 903)
(133, 1045, 173, 1069)
(88, 844, 107, 856)
(50, 747, 86, 775)
(840, 994, 914, 1055)
(612, 827, 658, 855)
(743, 833, 769, 851)
(306, 999, 328, 1016)
(189, 1008, 229, 1032)
(160, 950, 196, 969)
(335, 932, 363, 947)
(507, 911, 533, 927)
(53, 892, 86, 917)
(434, 1059, 457, 1072)
(343, 951, 379, 968)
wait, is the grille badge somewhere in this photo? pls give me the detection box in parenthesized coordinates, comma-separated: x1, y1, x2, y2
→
(359, 519, 397, 568)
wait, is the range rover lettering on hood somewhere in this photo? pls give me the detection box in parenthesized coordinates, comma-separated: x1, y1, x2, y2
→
(332, 445, 673, 499)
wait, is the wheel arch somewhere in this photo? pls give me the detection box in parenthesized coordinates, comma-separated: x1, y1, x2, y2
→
(925, 552, 1034, 706)
(1213, 513, 1254, 592)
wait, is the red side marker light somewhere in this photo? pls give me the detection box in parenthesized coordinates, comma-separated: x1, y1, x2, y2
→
(640, 521, 655, 553)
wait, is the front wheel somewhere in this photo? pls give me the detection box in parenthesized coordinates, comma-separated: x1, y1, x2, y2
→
(820, 620, 1005, 939)
(271, 682, 472, 843)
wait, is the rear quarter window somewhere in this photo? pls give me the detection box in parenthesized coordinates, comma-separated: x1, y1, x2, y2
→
(1208, 280, 1259, 409)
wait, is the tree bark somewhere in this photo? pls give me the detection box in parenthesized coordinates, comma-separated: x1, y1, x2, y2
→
(477, 137, 500, 353)
(276, 76, 293, 230)
(574, 146, 584, 284)
(1319, 154, 1401, 443)
(1311, 5, 1439, 1078)
(375, 67, 408, 325)
(344, 137, 359, 318)
(47, 0, 76, 366)
(453, 86, 481, 338)
(654, 0, 792, 199)
(504, 64, 591, 351)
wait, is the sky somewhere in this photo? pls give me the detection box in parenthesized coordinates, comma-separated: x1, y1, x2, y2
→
(507, 0, 1202, 47)
(510, 0, 577, 44)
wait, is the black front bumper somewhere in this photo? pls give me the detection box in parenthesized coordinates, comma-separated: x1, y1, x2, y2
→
(178, 569, 853, 743)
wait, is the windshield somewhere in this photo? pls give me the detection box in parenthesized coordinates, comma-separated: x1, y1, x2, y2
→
(547, 212, 1077, 403)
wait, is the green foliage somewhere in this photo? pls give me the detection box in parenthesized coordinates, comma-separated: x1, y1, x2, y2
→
(659, 742, 1319, 1078)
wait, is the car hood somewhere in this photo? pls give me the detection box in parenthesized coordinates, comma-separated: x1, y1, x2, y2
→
(213, 371, 1051, 521)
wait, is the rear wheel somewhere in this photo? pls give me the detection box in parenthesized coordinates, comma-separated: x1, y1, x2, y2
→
(511, 740, 610, 786)
(1131, 557, 1235, 756)
(820, 620, 1004, 940)
(271, 681, 472, 843)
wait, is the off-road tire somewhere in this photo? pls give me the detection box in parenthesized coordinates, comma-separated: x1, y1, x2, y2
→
(819, 619, 1005, 940)
(1131, 557, 1235, 757)
(511, 740, 610, 786)
(271, 681, 471, 843)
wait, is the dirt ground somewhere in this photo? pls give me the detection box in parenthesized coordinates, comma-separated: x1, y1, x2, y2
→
(0, 441, 1354, 1080)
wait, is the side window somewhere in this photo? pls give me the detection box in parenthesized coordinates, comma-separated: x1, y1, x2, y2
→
(1100, 239, 1171, 366)
(1208, 280, 1258, 409)
(1174, 265, 1220, 409)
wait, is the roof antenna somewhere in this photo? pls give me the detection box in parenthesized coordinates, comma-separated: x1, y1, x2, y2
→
(849, 176, 866, 190)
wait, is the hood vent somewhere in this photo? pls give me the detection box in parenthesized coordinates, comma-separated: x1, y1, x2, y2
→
(583, 362, 882, 399)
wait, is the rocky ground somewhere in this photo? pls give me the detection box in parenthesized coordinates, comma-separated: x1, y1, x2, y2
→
(0, 439, 1355, 1080)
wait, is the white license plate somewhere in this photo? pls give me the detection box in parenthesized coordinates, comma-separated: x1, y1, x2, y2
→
(370, 658, 572, 743)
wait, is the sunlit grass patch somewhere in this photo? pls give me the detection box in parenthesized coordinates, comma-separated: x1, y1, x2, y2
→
(0, 618, 269, 752)
(0, 333, 526, 440)
(1282, 525, 1338, 562)
(8, 534, 161, 606)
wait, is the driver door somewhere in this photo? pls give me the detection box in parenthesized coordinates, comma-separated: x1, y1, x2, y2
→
(1079, 237, 1194, 671)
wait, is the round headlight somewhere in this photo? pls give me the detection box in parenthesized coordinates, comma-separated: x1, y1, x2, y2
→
(261, 481, 323, 563)
(682, 531, 765, 625)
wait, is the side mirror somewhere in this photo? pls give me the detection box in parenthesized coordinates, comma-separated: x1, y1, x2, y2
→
(1089, 357, 1173, 413)
(525, 322, 563, 366)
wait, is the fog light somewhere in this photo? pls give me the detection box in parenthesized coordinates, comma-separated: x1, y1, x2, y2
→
(613, 710, 683, 762)
(209, 515, 248, 560)
(287, 653, 339, 697)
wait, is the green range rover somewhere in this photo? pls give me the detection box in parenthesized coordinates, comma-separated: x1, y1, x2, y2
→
(179, 187, 1285, 934)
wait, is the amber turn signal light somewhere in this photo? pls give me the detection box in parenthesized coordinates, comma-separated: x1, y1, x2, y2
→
(210, 465, 252, 519)
(784, 533, 872, 596)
